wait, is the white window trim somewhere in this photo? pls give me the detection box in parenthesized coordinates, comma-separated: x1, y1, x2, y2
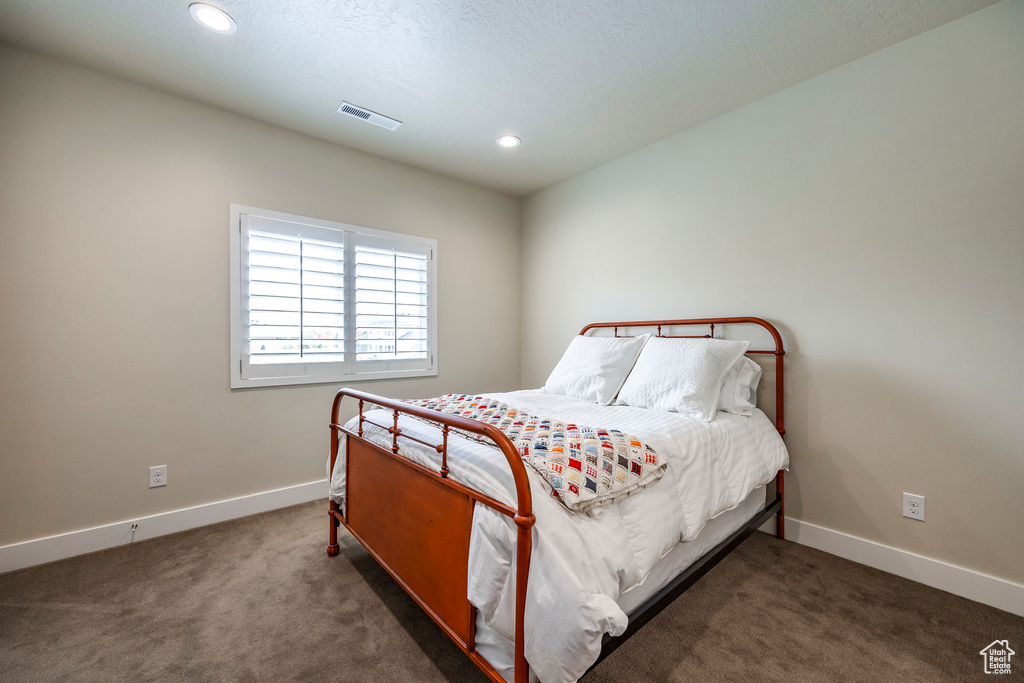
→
(229, 204, 438, 389)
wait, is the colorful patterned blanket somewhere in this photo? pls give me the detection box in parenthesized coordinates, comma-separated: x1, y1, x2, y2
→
(403, 394, 666, 515)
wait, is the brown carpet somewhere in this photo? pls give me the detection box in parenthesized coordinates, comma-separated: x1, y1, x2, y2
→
(0, 501, 1020, 682)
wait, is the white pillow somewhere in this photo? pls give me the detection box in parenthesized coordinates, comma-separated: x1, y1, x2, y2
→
(718, 356, 762, 415)
(543, 334, 650, 405)
(616, 337, 749, 421)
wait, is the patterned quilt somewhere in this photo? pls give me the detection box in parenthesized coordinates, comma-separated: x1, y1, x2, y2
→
(403, 394, 666, 515)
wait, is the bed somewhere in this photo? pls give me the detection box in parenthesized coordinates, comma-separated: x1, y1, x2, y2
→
(327, 317, 789, 683)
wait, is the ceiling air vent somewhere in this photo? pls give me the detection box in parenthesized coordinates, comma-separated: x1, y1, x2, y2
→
(337, 102, 402, 131)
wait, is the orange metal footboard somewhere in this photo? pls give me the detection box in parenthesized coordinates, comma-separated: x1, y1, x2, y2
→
(327, 389, 535, 683)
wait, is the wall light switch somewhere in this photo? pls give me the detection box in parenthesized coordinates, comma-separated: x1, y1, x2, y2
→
(149, 465, 167, 488)
(902, 492, 924, 521)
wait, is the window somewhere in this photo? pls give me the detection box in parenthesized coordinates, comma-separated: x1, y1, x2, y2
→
(230, 205, 437, 388)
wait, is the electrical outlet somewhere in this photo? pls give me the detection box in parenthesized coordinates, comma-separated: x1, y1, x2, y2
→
(902, 492, 925, 521)
(149, 465, 167, 488)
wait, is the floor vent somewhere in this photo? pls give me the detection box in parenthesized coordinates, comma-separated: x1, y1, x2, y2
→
(337, 102, 402, 131)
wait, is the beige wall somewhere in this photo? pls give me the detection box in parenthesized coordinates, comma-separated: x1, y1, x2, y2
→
(2, 2, 1022, 586)
(521, 1, 1024, 583)
(0, 44, 521, 546)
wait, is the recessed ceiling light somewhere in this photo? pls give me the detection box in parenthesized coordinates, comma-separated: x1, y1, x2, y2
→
(189, 3, 237, 35)
(496, 135, 521, 148)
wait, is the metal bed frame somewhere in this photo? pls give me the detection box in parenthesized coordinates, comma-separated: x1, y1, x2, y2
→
(327, 317, 786, 683)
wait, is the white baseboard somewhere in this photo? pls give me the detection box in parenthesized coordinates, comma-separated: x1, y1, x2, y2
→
(759, 517, 1023, 617)
(4, 488, 1020, 619)
(0, 479, 328, 575)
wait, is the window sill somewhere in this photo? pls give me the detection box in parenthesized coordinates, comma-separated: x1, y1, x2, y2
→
(230, 367, 438, 389)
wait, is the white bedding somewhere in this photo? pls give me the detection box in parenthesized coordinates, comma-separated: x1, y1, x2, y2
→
(328, 389, 789, 683)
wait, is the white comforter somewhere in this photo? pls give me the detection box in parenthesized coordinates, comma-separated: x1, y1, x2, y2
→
(328, 389, 789, 683)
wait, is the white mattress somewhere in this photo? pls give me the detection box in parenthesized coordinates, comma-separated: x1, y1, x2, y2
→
(329, 389, 788, 683)
(475, 485, 768, 682)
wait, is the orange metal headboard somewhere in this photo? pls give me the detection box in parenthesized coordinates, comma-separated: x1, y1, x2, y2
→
(579, 317, 785, 437)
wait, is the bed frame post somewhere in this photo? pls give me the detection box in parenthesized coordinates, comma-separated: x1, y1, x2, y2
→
(514, 515, 534, 683)
(774, 332, 786, 541)
(775, 470, 785, 540)
(327, 393, 343, 557)
(327, 501, 341, 557)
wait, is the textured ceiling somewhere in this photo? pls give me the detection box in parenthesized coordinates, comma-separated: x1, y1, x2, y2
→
(0, 0, 998, 196)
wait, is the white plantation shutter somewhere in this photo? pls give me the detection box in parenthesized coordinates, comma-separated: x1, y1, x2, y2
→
(231, 206, 436, 388)
(353, 234, 431, 371)
(247, 230, 345, 365)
